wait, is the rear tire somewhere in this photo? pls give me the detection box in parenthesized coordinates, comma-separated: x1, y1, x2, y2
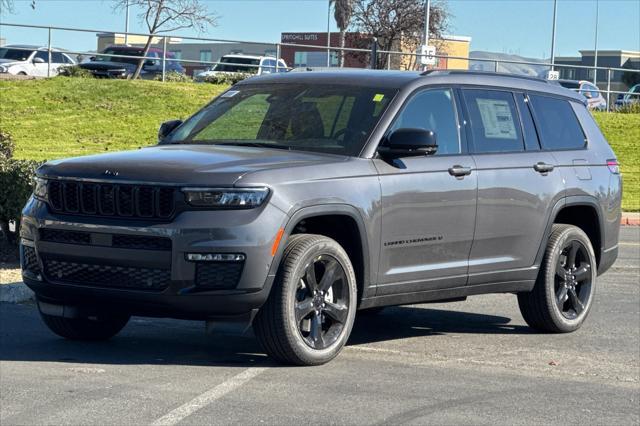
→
(254, 234, 357, 365)
(518, 224, 596, 333)
(39, 310, 130, 340)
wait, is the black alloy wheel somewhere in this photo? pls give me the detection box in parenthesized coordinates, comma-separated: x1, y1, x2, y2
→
(294, 254, 350, 350)
(554, 240, 593, 319)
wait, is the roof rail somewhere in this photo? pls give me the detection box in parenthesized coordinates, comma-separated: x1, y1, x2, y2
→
(421, 69, 550, 83)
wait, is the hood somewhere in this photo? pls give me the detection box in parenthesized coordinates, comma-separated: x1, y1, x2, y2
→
(79, 61, 136, 72)
(37, 144, 347, 186)
(0, 59, 21, 66)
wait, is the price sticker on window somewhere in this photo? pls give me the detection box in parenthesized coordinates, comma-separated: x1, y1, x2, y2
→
(372, 93, 385, 102)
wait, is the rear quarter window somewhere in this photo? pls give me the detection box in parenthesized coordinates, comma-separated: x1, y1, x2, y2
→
(529, 95, 586, 150)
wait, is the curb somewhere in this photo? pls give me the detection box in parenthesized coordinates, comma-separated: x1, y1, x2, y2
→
(621, 212, 640, 226)
(0, 282, 35, 303)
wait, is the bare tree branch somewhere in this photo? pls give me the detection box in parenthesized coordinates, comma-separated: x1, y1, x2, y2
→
(112, 0, 219, 79)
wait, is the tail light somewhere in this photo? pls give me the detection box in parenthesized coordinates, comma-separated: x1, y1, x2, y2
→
(606, 159, 620, 174)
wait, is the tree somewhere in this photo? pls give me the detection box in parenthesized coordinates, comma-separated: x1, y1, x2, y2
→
(331, 0, 355, 67)
(1, 0, 35, 13)
(351, 0, 449, 69)
(112, 0, 218, 79)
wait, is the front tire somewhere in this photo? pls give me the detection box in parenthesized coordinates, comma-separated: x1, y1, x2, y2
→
(254, 234, 357, 366)
(518, 224, 596, 333)
(39, 310, 130, 340)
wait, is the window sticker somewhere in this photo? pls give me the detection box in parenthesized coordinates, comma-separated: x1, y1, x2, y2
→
(372, 93, 385, 102)
(475, 98, 517, 139)
(221, 90, 240, 98)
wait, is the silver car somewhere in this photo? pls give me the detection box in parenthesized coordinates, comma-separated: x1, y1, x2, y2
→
(0, 45, 76, 77)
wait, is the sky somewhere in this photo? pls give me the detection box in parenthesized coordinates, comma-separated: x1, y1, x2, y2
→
(0, 0, 638, 59)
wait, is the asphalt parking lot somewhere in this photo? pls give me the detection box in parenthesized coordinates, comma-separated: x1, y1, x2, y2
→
(1, 227, 638, 425)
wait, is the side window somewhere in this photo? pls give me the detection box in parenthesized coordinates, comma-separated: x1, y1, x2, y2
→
(389, 88, 460, 155)
(51, 52, 65, 64)
(515, 93, 541, 151)
(277, 60, 287, 72)
(529, 95, 586, 150)
(462, 89, 524, 153)
(62, 54, 74, 64)
(34, 51, 49, 62)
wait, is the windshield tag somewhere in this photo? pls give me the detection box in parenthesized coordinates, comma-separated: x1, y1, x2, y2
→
(221, 90, 240, 98)
(373, 93, 385, 102)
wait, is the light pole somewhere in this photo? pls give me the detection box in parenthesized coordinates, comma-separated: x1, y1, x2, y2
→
(593, 0, 599, 84)
(327, 0, 331, 67)
(550, 0, 558, 71)
(424, 0, 431, 46)
(124, 1, 130, 45)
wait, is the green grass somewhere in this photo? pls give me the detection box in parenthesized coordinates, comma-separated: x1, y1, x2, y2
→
(593, 112, 640, 211)
(0, 78, 637, 210)
(0, 78, 226, 160)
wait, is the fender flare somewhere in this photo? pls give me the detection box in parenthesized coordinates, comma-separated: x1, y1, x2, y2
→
(268, 204, 372, 298)
(534, 195, 605, 267)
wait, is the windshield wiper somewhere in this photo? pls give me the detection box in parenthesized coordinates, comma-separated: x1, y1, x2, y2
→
(212, 141, 293, 151)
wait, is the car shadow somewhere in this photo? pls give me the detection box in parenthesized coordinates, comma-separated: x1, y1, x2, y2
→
(0, 303, 531, 368)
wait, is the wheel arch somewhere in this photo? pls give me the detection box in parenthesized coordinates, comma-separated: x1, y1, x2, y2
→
(536, 196, 604, 270)
(271, 204, 371, 303)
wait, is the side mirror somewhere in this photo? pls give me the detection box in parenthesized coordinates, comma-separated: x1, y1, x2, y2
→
(33, 57, 46, 64)
(378, 128, 438, 158)
(158, 119, 183, 141)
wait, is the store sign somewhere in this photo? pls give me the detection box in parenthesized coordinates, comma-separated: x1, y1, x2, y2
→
(281, 33, 320, 42)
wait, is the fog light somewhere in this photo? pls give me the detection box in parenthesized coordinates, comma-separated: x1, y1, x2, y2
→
(186, 253, 245, 262)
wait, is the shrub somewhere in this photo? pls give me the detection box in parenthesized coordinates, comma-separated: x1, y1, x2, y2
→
(0, 130, 15, 160)
(203, 72, 253, 85)
(58, 65, 93, 78)
(0, 158, 41, 244)
(616, 102, 640, 114)
(154, 71, 193, 83)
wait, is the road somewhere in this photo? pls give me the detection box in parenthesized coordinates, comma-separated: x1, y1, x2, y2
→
(1, 227, 638, 425)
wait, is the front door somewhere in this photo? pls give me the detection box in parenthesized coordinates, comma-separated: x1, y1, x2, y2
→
(374, 88, 477, 295)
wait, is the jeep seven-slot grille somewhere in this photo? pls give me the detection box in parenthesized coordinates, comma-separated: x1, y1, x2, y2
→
(43, 259, 171, 291)
(47, 181, 176, 219)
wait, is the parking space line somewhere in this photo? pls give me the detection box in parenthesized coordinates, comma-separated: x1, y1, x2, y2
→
(151, 367, 267, 426)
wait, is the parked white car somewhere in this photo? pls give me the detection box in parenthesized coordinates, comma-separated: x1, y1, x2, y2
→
(0, 45, 76, 77)
(558, 79, 607, 110)
(195, 54, 287, 81)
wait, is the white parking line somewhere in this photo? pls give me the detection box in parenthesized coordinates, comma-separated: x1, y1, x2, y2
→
(151, 367, 267, 426)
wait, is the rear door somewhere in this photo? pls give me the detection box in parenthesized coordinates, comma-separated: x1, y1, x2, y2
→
(462, 88, 564, 284)
(374, 87, 477, 294)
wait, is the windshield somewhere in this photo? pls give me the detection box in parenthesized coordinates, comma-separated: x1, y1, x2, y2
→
(166, 84, 396, 156)
(213, 57, 260, 73)
(95, 48, 142, 65)
(0, 48, 34, 61)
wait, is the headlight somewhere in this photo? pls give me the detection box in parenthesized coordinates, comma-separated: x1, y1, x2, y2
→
(182, 187, 269, 209)
(34, 177, 48, 201)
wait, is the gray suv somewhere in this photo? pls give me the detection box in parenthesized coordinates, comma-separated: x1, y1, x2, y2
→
(20, 70, 622, 366)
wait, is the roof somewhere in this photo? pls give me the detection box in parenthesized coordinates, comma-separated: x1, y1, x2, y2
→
(2, 44, 67, 52)
(222, 54, 274, 59)
(238, 69, 585, 102)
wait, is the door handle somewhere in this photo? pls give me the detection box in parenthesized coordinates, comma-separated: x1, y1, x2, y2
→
(448, 165, 472, 177)
(533, 162, 555, 173)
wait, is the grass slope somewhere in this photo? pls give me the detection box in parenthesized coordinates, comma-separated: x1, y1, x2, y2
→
(0, 78, 637, 210)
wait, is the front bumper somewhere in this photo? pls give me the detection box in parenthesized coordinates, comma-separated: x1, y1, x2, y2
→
(20, 196, 287, 319)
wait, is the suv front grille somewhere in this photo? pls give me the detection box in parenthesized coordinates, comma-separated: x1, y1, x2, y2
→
(48, 181, 176, 220)
(43, 259, 171, 291)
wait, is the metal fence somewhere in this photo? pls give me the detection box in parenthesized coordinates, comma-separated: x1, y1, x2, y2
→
(1, 22, 638, 112)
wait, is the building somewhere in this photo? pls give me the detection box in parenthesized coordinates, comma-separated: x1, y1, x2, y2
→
(555, 50, 640, 98)
(96, 33, 277, 76)
(280, 31, 471, 70)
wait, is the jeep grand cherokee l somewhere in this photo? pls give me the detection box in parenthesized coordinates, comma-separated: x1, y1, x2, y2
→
(21, 70, 621, 366)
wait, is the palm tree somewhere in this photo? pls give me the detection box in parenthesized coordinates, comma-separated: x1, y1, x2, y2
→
(331, 0, 354, 67)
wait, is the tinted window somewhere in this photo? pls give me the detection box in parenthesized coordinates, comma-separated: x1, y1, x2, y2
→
(463, 89, 524, 153)
(389, 88, 460, 155)
(214, 56, 260, 73)
(51, 52, 65, 64)
(529, 95, 586, 150)
(0, 47, 35, 61)
(167, 84, 396, 156)
(515, 94, 540, 151)
(35, 51, 49, 62)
